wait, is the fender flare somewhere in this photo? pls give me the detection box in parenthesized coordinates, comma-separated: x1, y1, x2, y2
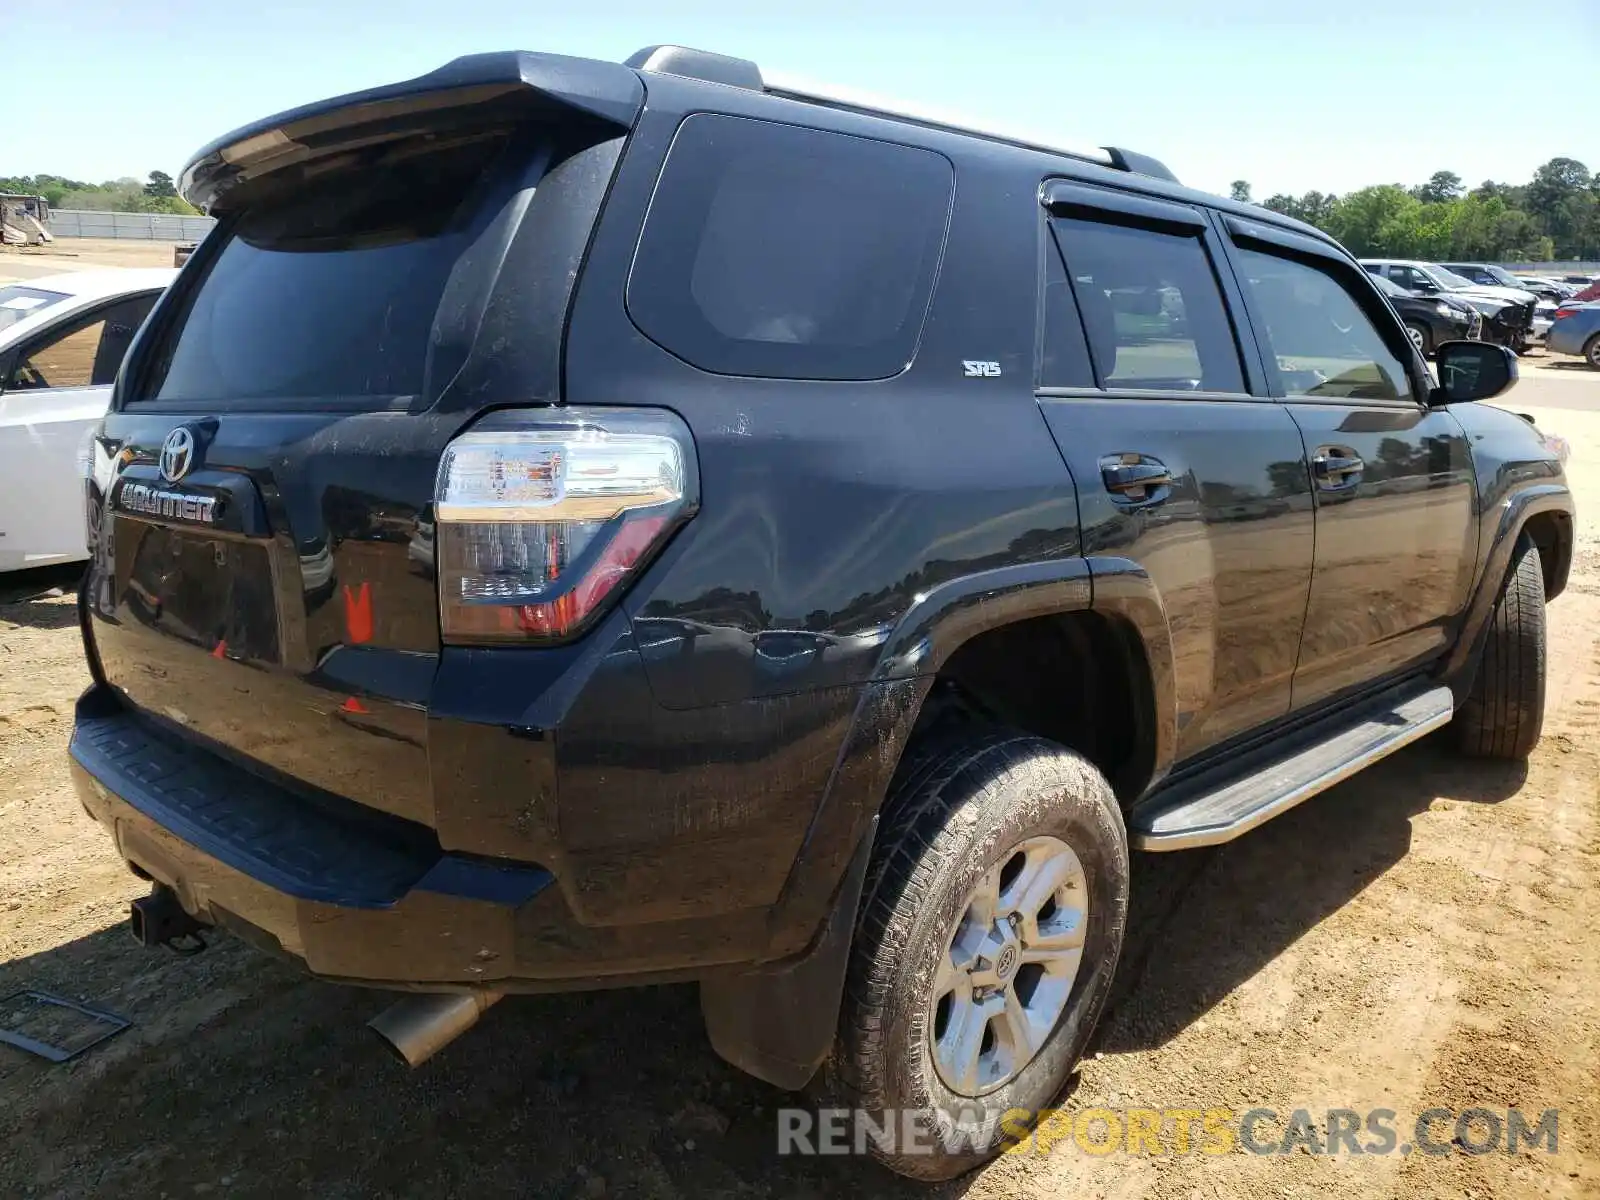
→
(1444, 483, 1575, 685)
(775, 555, 1178, 942)
(702, 557, 1177, 1089)
(1084, 557, 1180, 792)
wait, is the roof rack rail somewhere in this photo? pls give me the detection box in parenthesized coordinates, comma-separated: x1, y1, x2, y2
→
(624, 46, 1179, 184)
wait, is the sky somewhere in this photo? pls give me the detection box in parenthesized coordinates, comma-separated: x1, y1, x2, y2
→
(7, 0, 1597, 200)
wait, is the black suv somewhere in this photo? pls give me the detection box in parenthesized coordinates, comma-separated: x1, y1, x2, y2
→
(1369, 272, 1482, 355)
(70, 45, 1574, 1181)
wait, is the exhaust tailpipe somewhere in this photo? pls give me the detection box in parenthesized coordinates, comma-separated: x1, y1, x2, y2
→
(368, 991, 504, 1068)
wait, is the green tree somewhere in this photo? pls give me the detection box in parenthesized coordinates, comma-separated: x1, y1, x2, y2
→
(143, 170, 177, 199)
(1525, 158, 1591, 254)
(1326, 185, 1417, 255)
(1415, 171, 1463, 204)
(1298, 191, 1339, 227)
(1229, 180, 1252, 203)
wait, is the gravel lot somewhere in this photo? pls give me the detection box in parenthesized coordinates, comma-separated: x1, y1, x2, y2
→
(1, 250, 1596, 1198)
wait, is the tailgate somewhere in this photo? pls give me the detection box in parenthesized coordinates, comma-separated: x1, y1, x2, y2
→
(88, 411, 449, 825)
(79, 53, 642, 827)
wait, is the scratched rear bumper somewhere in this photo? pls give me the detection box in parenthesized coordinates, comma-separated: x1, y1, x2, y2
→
(69, 690, 558, 984)
(68, 677, 825, 988)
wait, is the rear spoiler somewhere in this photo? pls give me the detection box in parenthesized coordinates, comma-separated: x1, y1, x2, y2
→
(178, 51, 644, 212)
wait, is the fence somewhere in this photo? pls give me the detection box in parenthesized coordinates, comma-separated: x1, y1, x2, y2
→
(1503, 262, 1600, 274)
(49, 209, 217, 242)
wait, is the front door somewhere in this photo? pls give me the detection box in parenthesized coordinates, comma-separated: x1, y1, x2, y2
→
(1033, 185, 1315, 762)
(0, 292, 160, 568)
(1220, 222, 1477, 709)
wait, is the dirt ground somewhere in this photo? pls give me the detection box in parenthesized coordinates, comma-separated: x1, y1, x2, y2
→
(0, 238, 181, 279)
(1, 298, 1598, 1193)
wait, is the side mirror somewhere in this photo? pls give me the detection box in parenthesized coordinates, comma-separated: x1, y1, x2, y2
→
(1414, 280, 1439, 295)
(1432, 340, 1517, 405)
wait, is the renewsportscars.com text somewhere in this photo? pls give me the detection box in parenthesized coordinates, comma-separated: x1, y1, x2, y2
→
(776, 1105, 1559, 1158)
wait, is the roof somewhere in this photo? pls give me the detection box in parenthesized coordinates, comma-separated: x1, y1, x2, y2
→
(11, 268, 179, 299)
(173, 43, 1339, 254)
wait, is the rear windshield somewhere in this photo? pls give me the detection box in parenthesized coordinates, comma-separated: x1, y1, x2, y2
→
(0, 286, 70, 333)
(139, 135, 512, 406)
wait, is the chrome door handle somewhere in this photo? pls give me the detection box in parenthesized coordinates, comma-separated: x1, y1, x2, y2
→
(1312, 447, 1364, 490)
(1100, 454, 1173, 507)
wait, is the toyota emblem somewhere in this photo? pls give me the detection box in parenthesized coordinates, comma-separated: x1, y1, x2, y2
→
(159, 427, 196, 483)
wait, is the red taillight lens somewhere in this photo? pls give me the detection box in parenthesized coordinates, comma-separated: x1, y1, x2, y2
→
(434, 407, 697, 645)
(1554, 307, 1577, 320)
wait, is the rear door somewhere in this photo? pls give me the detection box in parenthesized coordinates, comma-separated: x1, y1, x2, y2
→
(1033, 184, 1315, 761)
(0, 292, 158, 568)
(1217, 217, 1477, 708)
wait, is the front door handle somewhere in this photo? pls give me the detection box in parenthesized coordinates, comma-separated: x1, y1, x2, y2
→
(1100, 454, 1173, 508)
(1312, 446, 1364, 490)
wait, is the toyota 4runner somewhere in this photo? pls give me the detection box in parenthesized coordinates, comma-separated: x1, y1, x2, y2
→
(69, 45, 1575, 1181)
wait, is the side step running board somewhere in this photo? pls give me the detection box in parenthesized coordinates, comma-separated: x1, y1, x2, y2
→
(1131, 683, 1455, 852)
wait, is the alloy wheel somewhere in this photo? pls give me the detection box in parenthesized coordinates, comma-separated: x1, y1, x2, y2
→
(928, 835, 1088, 1096)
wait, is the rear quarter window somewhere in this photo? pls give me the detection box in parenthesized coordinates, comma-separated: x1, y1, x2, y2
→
(626, 114, 954, 381)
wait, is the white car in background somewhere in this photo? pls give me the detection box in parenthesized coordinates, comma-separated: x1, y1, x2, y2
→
(0, 268, 176, 572)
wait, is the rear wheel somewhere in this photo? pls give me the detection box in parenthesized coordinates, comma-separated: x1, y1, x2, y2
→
(1584, 333, 1600, 370)
(827, 729, 1129, 1181)
(1453, 535, 1546, 760)
(1405, 322, 1431, 356)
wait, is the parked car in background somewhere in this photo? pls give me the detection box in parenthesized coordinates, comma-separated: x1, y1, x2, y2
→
(1547, 302, 1600, 368)
(1513, 275, 1577, 301)
(1361, 259, 1540, 352)
(1570, 278, 1600, 304)
(1369, 271, 1480, 355)
(1440, 262, 1560, 340)
(0, 268, 177, 571)
(1442, 262, 1534, 291)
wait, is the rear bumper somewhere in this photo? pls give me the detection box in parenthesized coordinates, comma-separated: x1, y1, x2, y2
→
(67, 686, 797, 990)
(1547, 324, 1591, 357)
(70, 689, 557, 986)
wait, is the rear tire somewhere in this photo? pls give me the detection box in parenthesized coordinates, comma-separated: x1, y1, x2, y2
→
(827, 729, 1129, 1181)
(1453, 535, 1546, 760)
(1584, 333, 1600, 370)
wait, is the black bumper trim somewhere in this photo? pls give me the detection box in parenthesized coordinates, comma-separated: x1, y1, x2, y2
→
(70, 694, 551, 910)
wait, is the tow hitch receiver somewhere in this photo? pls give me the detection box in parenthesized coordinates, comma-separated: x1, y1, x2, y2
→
(129, 885, 207, 953)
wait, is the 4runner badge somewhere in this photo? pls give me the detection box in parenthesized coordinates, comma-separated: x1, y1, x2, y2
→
(963, 360, 1002, 377)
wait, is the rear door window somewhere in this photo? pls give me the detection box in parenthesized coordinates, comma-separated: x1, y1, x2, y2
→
(139, 135, 513, 407)
(7, 293, 160, 392)
(627, 115, 954, 380)
(1050, 217, 1246, 393)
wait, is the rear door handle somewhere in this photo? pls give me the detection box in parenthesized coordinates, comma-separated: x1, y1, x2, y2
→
(1100, 454, 1173, 508)
(1312, 446, 1364, 490)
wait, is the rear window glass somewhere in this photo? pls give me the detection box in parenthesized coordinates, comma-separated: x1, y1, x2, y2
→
(141, 136, 511, 405)
(627, 115, 953, 381)
(1051, 217, 1245, 393)
(0, 286, 69, 333)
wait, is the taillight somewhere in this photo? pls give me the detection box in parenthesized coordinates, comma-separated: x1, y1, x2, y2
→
(1554, 307, 1577, 320)
(434, 406, 697, 644)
